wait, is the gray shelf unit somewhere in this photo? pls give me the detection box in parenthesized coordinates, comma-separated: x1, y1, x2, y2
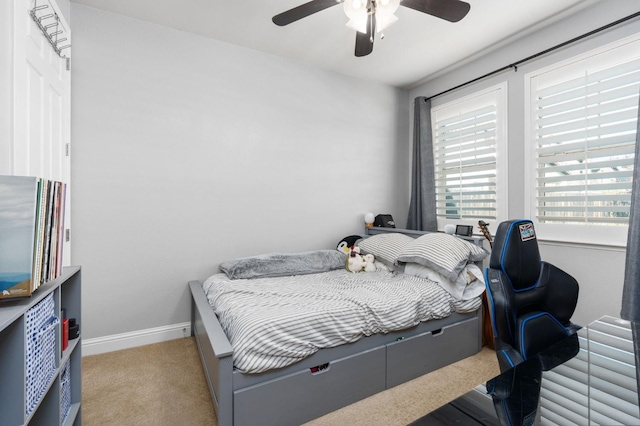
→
(0, 266, 81, 426)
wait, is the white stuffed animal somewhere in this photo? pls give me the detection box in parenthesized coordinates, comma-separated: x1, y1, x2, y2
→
(363, 253, 376, 272)
(346, 247, 365, 273)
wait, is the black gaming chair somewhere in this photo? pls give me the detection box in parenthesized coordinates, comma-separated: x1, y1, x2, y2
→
(484, 219, 580, 372)
(486, 332, 580, 426)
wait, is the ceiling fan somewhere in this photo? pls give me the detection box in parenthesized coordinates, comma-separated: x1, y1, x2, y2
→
(272, 0, 471, 57)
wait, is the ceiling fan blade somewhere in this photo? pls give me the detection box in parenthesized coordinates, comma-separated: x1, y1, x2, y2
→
(401, 0, 470, 23)
(354, 12, 375, 57)
(273, 0, 341, 26)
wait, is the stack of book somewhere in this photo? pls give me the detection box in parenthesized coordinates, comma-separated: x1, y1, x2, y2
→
(0, 175, 67, 300)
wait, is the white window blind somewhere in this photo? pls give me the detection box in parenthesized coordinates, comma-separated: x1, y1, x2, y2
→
(539, 337, 589, 425)
(526, 36, 640, 244)
(432, 85, 506, 228)
(539, 317, 639, 425)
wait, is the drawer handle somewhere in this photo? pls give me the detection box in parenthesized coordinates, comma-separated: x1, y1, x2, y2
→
(431, 328, 443, 337)
(310, 363, 330, 375)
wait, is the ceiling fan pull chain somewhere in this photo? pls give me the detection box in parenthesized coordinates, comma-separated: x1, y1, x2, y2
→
(369, 16, 373, 42)
(369, 0, 374, 42)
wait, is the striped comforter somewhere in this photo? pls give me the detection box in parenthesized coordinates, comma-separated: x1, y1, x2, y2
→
(203, 268, 481, 374)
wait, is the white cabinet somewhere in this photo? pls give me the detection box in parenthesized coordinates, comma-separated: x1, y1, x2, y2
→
(0, 266, 81, 425)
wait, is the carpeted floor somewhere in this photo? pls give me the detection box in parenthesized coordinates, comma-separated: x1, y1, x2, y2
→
(82, 337, 499, 425)
(82, 338, 216, 425)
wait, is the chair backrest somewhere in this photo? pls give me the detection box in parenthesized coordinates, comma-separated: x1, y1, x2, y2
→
(485, 219, 579, 371)
(490, 220, 541, 291)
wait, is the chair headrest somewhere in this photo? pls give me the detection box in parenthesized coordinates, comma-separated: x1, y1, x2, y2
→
(490, 219, 541, 290)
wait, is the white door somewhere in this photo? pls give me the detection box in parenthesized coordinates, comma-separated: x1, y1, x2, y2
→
(11, 0, 71, 263)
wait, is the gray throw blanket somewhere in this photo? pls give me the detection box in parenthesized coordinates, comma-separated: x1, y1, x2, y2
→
(219, 250, 347, 280)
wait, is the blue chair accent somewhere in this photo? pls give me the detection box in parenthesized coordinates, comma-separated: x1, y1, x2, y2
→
(484, 219, 580, 372)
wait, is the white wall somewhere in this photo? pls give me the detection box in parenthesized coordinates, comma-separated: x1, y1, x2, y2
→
(0, 0, 12, 174)
(70, 5, 410, 341)
(57, 0, 70, 23)
(410, 0, 640, 326)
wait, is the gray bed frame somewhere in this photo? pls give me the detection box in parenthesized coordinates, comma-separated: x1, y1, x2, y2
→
(189, 228, 486, 426)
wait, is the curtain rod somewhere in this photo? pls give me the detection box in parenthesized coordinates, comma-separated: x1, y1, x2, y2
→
(427, 11, 640, 101)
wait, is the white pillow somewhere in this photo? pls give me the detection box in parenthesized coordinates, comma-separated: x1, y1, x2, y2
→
(396, 233, 489, 281)
(357, 233, 415, 269)
(404, 263, 486, 301)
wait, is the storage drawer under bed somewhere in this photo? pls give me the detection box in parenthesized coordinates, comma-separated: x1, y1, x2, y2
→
(386, 316, 480, 388)
(233, 345, 386, 426)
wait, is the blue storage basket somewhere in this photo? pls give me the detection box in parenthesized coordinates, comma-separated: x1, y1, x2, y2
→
(25, 292, 59, 416)
(60, 358, 71, 424)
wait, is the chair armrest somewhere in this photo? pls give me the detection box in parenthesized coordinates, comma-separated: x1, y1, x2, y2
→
(539, 262, 579, 324)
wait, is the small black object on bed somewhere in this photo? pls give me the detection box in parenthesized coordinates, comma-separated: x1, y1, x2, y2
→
(373, 213, 396, 228)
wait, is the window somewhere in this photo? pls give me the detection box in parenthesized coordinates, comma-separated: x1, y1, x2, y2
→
(431, 84, 507, 230)
(525, 36, 640, 245)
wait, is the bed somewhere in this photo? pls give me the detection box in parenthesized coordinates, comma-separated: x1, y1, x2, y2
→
(189, 228, 489, 426)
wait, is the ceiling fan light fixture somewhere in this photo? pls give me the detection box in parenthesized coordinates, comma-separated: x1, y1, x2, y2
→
(344, 0, 369, 33)
(345, 18, 367, 34)
(375, 0, 399, 31)
(344, 0, 399, 34)
(376, 0, 400, 17)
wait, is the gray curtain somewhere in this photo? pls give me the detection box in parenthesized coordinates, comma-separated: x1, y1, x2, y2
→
(621, 92, 640, 323)
(621, 92, 640, 408)
(406, 97, 437, 231)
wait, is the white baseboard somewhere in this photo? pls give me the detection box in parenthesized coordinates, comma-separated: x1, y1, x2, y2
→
(82, 322, 192, 356)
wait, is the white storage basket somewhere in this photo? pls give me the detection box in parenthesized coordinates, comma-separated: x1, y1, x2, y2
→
(25, 292, 59, 416)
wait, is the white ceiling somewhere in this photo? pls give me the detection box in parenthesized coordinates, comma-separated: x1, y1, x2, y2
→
(69, 0, 595, 88)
